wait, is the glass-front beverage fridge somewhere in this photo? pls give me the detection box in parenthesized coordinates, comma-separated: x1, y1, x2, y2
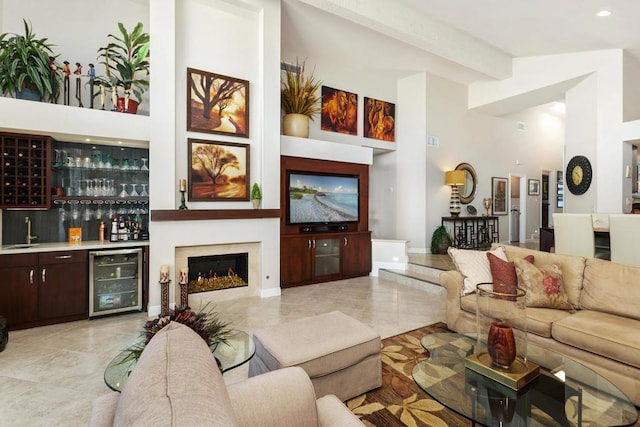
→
(89, 248, 143, 317)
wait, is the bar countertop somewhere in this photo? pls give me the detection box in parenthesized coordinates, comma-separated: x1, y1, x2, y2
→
(0, 240, 149, 255)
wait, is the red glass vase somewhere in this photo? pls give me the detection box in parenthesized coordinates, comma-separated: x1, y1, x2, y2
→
(487, 321, 516, 368)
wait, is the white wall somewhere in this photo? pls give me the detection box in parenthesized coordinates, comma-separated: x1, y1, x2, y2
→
(146, 0, 282, 314)
(351, 68, 565, 251)
(470, 50, 626, 213)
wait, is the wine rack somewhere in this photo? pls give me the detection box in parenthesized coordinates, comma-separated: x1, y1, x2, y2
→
(0, 132, 52, 208)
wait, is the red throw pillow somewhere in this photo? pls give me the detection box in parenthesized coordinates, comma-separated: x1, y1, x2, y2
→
(487, 252, 534, 287)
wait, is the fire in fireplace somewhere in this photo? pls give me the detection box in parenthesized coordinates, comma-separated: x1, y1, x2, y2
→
(187, 252, 249, 293)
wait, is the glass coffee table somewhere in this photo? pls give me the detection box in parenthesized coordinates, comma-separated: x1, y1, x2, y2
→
(104, 329, 255, 392)
(412, 333, 638, 426)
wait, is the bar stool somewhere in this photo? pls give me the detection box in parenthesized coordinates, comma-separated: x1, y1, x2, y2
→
(608, 214, 640, 267)
(552, 213, 609, 259)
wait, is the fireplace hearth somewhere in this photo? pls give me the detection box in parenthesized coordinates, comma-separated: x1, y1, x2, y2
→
(187, 253, 248, 293)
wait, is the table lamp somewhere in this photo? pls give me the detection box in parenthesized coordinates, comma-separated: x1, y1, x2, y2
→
(445, 170, 466, 217)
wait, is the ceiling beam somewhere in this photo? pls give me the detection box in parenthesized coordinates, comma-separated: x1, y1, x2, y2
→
(295, 0, 513, 80)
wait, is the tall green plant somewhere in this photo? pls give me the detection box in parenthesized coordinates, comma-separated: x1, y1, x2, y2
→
(0, 19, 59, 100)
(96, 22, 150, 103)
(281, 59, 322, 119)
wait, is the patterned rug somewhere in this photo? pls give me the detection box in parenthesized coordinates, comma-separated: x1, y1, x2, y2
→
(346, 324, 639, 427)
(346, 322, 470, 427)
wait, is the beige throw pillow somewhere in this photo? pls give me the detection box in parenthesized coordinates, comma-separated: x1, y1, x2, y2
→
(513, 257, 573, 310)
(448, 246, 507, 295)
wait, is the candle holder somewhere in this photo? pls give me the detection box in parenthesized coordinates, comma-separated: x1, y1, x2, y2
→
(179, 189, 188, 210)
(159, 280, 171, 315)
(179, 281, 189, 308)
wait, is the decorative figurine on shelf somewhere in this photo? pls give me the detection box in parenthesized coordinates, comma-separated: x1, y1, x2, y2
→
(111, 86, 118, 111)
(99, 84, 106, 110)
(87, 63, 95, 108)
(62, 60, 70, 105)
(179, 179, 188, 210)
(48, 57, 58, 104)
(124, 88, 131, 113)
(74, 62, 83, 107)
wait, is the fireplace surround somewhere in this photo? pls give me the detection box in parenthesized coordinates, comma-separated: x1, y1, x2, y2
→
(175, 242, 260, 306)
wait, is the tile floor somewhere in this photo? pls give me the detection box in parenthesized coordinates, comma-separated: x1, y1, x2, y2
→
(0, 275, 446, 426)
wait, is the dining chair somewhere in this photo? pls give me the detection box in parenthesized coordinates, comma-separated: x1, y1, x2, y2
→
(608, 214, 640, 267)
(552, 213, 609, 259)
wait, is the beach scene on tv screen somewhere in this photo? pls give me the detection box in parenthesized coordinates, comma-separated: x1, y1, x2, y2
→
(289, 173, 359, 223)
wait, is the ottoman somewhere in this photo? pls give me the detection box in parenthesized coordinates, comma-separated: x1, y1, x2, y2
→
(249, 311, 382, 401)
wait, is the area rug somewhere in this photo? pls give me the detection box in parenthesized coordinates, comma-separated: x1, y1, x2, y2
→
(346, 322, 470, 427)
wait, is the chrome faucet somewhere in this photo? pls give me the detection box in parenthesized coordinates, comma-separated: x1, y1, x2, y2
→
(25, 216, 37, 245)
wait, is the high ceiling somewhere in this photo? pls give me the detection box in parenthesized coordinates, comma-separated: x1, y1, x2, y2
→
(398, 0, 640, 59)
(282, 0, 640, 85)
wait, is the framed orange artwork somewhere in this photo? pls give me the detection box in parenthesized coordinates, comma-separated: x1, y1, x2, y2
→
(320, 86, 357, 135)
(364, 97, 395, 142)
(188, 139, 250, 201)
(187, 67, 249, 137)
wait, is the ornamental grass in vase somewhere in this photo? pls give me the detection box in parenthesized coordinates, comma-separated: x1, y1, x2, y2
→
(281, 58, 322, 137)
(121, 304, 231, 363)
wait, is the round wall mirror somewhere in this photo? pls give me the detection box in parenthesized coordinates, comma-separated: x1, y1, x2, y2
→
(455, 162, 477, 204)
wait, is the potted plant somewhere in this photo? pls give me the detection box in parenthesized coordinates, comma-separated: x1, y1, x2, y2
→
(430, 225, 453, 254)
(96, 22, 149, 113)
(280, 58, 322, 138)
(0, 19, 60, 102)
(251, 182, 262, 209)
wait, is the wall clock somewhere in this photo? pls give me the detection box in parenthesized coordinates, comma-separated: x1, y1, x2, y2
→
(566, 155, 592, 195)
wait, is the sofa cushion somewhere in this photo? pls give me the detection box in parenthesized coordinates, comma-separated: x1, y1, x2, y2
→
(581, 258, 640, 321)
(552, 310, 640, 369)
(514, 258, 573, 310)
(113, 321, 239, 427)
(495, 244, 585, 307)
(460, 293, 571, 338)
(448, 246, 507, 295)
(487, 252, 534, 287)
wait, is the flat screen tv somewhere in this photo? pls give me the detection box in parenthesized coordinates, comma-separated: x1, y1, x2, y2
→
(288, 171, 359, 225)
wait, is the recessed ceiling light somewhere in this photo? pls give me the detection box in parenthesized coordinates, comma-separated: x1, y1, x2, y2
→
(551, 102, 566, 114)
(596, 10, 611, 17)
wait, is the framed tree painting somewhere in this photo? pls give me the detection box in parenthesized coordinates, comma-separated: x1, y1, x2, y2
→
(187, 67, 249, 137)
(188, 139, 250, 201)
(363, 97, 395, 142)
(491, 177, 508, 215)
(320, 86, 357, 135)
(528, 179, 540, 196)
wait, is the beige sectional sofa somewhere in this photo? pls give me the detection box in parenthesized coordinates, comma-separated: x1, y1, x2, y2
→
(440, 244, 640, 407)
(88, 321, 364, 427)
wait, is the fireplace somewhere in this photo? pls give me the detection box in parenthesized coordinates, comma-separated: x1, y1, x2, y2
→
(175, 242, 261, 306)
(187, 252, 249, 293)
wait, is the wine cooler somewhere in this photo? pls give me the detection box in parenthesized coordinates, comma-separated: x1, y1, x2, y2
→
(89, 248, 143, 317)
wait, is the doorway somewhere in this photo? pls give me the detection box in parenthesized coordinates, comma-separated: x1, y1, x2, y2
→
(508, 174, 527, 243)
(541, 171, 550, 227)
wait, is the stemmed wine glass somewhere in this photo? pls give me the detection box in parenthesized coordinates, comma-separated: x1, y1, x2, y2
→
(119, 183, 129, 198)
(54, 199, 66, 222)
(140, 184, 149, 197)
(129, 183, 139, 197)
(81, 200, 93, 221)
(94, 200, 104, 220)
(106, 200, 116, 219)
(140, 158, 149, 171)
(68, 200, 80, 221)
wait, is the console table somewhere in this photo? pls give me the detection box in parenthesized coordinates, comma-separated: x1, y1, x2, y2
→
(442, 216, 499, 250)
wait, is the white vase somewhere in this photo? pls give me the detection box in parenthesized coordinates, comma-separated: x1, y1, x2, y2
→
(283, 113, 309, 138)
(252, 199, 261, 209)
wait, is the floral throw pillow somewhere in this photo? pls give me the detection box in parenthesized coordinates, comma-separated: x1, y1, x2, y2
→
(514, 258, 573, 310)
